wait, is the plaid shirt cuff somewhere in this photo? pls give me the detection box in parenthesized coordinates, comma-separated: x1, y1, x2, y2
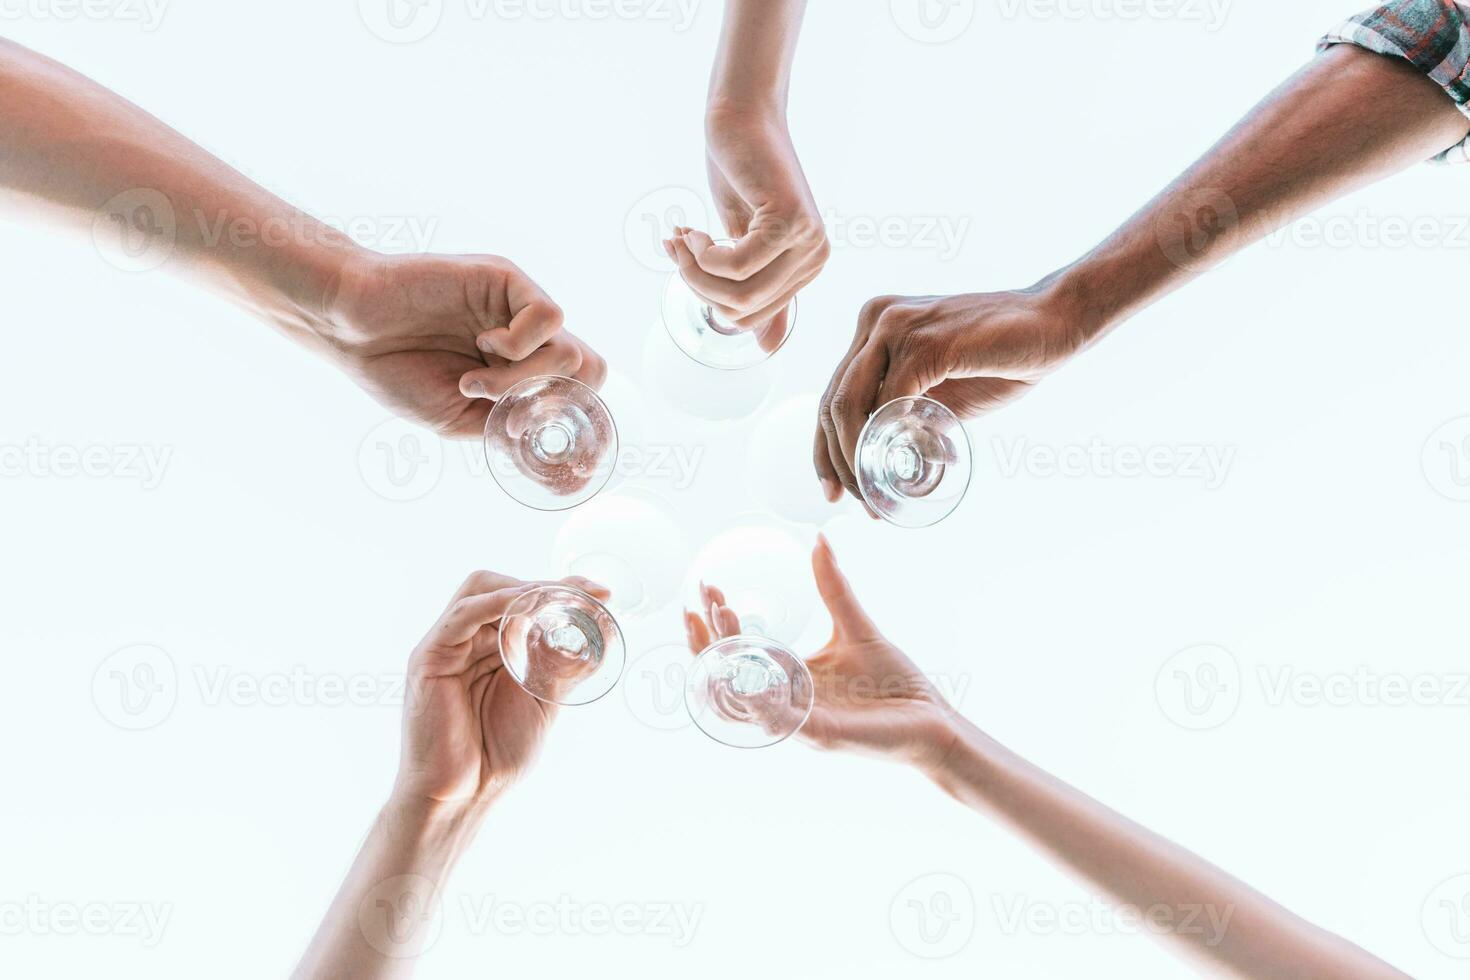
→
(1319, 0, 1470, 163)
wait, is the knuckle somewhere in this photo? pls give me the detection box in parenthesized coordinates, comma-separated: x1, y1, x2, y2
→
(859, 296, 898, 328)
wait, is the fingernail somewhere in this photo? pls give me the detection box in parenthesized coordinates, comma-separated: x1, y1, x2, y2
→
(477, 337, 495, 353)
(820, 478, 841, 503)
(463, 381, 486, 398)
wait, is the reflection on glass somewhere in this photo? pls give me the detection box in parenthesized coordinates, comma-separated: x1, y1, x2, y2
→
(856, 397, 972, 529)
(686, 521, 818, 644)
(484, 376, 618, 512)
(498, 585, 625, 706)
(552, 492, 691, 619)
(685, 635, 814, 749)
(662, 239, 796, 371)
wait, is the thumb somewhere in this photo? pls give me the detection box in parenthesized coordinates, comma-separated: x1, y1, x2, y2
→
(812, 535, 879, 640)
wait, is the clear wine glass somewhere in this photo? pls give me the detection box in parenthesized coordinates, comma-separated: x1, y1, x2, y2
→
(662, 239, 796, 370)
(551, 492, 691, 620)
(498, 584, 625, 706)
(684, 521, 819, 643)
(685, 635, 814, 749)
(856, 396, 973, 529)
(483, 376, 618, 511)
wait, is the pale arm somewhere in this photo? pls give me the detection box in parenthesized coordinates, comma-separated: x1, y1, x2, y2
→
(0, 39, 604, 438)
(926, 719, 1408, 979)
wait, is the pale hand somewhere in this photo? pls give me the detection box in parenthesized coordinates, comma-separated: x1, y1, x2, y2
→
(324, 251, 607, 440)
(685, 536, 958, 770)
(393, 571, 611, 811)
(664, 107, 829, 349)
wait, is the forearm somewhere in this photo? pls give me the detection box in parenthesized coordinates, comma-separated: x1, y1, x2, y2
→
(925, 718, 1406, 979)
(707, 0, 807, 116)
(0, 38, 362, 350)
(292, 798, 486, 980)
(1050, 44, 1470, 345)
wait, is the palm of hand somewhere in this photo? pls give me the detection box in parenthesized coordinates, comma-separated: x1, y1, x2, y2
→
(800, 632, 956, 769)
(399, 628, 555, 807)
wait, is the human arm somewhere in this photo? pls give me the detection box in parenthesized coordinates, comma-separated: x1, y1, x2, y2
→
(814, 15, 1470, 501)
(291, 571, 609, 979)
(663, 0, 829, 347)
(688, 537, 1408, 978)
(0, 38, 603, 439)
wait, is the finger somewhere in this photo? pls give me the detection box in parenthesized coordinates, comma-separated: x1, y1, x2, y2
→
(566, 336, 608, 391)
(668, 234, 771, 319)
(449, 570, 524, 605)
(713, 603, 742, 639)
(436, 585, 539, 649)
(561, 575, 612, 602)
(815, 303, 890, 502)
(813, 424, 843, 503)
(829, 341, 889, 482)
(754, 303, 793, 355)
(684, 216, 792, 282)
(812, 535, 880, 640)
(460, 336, 584, 400)
(479, 270, 565, 361)
(685, 610, 712, 655)
(819, 406, 862, 506)
(679, 229, 810, 315)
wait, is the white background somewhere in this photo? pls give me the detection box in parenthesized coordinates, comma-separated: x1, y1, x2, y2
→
(2, 0, 1469, 976)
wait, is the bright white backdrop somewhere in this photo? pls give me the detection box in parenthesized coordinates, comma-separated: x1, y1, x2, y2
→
(2, 1, 1469, 976)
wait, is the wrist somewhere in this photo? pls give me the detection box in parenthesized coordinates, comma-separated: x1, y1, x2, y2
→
(706, 94, 787, 134)
(380, 792, 493, 861)
(236, 226, 371, 356)
(1029, 261, 1118, 349)
(916, 715, 991, 788)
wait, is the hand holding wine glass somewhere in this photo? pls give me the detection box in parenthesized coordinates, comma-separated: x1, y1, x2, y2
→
(684, 536, 958, 766)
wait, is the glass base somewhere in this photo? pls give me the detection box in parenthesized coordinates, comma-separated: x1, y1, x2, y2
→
(484, 375, 618, 512)
(661, 240, 796, 371)
(856, 397, 973, 529)
(499, 585, 626, 706)
(685, 636, 814, 749)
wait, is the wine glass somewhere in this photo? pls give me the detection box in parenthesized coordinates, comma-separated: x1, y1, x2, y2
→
(498, 584, 625, 706)
(552, 492, 691, 620)
(856, 396, 973, 529)
(685, 635, 814, 749)
(681, 521, 820, 749)
(483, 376, 618, 511)
(662, 239, 796, 370)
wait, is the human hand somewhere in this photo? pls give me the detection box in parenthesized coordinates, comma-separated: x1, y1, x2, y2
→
(323, 251, 607, 440)
(684, 536, 958, 770)
(392, 570, 611, 817)
(664, 107, 829, 351)
(815, 285, 1089, 503)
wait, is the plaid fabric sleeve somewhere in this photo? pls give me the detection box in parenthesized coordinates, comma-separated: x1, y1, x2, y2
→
(1319, 0, 1470, 163)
